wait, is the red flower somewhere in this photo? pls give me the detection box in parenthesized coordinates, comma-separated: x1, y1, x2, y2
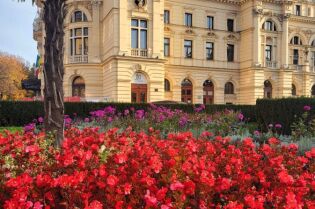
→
(278, 170, 294, 185)
(107, 175, 119, 187)
(184, 180, 196, 195)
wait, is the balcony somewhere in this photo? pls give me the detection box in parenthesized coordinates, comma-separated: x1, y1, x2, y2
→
(289, 64, 303, 72)
(69, 55, 88, 64)
(264, 61, 278, 69)
(131, 49, 148, 57)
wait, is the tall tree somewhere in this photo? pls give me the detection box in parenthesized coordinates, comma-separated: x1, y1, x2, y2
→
(0, 52, 28, 100)
(19, 0, 66, 147)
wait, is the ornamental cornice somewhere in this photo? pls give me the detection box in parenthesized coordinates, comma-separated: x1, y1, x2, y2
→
(210, 0, 292, 5)
(290, 16, 315, 24)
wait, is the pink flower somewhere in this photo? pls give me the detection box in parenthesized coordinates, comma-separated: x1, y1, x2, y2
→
(170, 181, 185, 191)
(144, 190, 157, 207)
(304, 105, 311, 111)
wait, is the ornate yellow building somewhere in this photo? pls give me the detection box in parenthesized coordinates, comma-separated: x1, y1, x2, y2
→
(33, 0, 315, 104)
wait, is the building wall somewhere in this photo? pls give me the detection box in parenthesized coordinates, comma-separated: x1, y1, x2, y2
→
(33, 0, 315, 104)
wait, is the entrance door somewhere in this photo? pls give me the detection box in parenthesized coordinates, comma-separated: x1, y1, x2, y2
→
(131, 84, 147, 103)
(181, 79, 193, 103)
(203, 80, 214, 104)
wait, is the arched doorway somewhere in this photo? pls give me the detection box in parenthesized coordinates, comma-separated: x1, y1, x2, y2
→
(264, 80, 272, 99)
(203, 80, 214, 104)
(72, 76, 85, 97)
(292, 84, 297, 96)
(131, 72, 148, 103)
(181, 79, 193, 103)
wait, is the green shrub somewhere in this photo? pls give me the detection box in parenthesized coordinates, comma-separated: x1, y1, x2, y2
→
(0, 101, 256, 127)
(256, 97, 315, 135)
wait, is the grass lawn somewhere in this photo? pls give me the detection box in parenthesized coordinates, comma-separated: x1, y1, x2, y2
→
(0, 127, 23, 134)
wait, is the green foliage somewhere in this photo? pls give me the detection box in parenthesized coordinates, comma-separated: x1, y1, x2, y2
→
(0, 101, 256, 127)
(256, 97, 315, 135)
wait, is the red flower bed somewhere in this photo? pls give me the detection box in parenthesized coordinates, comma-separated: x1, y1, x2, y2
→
(0, 128, 315, 209)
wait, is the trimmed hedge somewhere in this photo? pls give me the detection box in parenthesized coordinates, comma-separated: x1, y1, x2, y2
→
(0, 101, 256, 127)
(256, 97, 315, 135)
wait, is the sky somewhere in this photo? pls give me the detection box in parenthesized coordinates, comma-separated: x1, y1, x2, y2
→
(0, 0, 38, 65)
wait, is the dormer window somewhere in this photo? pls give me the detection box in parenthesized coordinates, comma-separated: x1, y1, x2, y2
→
(262, 20, 277, 31)
(71, 11, 88, 23)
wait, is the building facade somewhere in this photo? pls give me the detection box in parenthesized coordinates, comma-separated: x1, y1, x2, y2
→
(33, 0, 315, 104)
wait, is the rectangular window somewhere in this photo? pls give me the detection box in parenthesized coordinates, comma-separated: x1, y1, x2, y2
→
(131, 19, 147, 49)
(207, 16, 214, 29)
(312, 52, 315, 67)
(185, 13, 192, 27)
(293, 49, 299, 65)
(227, 44, 234, 62)
(164, 10, 170, 24)
(164, 38, 170, 57)
(265, 45, 272, 61)
(206, 42, 214, 60)
(296, 5, 301, 16)
(70, 27, 88, 56)
(184, 40, 192, 58)
(227, 19, 234, 32)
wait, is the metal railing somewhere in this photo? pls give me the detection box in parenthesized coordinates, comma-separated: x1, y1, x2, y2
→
(69, 55, 88, 63)
(131, 49, 148, 57)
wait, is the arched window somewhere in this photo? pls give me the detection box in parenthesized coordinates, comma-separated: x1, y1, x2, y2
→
(71, 11, 88, 23)
(181, 79, 193, 103)
(164, 79, 171, 92)
(262, 20, 277, 31)
(72, 76, 85, 97)
(292, 84, 297, 96)
(312, 85, 315, 96)
(224, 82, 234, 94)
(290, 36, 303, 45)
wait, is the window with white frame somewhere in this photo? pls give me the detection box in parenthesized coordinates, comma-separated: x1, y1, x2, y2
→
(70, 27, 88, 56)
(265, 45, 272, 61)
(184, 40, 192, 58)
(71, 11, 88, 23)
(290, 36, 303, 45)
(164, 38, 170, 57)
(207, 16, 214, 30)
(131, 19, 148, 49)
(206, 42, 214, 60)
(185, 13, 192, 27)
(164, 10, 170, 24)
(262, 20, 277, 31)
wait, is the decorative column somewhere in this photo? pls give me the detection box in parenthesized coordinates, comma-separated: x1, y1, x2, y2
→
(90, 0, 102, 63)
(252, 5, 262, 65)
(281, 14, 290, 68)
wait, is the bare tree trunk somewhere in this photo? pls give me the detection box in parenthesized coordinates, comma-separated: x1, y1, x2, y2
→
(43, 0, 66, 148)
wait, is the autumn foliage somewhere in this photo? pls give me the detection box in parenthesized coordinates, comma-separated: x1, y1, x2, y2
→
(0, 127, 314, 209)
(0, 52, 29, 100)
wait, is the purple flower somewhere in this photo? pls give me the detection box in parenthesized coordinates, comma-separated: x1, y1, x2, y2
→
(38, 117, 44, 123)
(104, 106, 116, 116)
(238, 113, 244, 121)
(268, 124, 273, 128)
(107, 117, 113, 123)
(24, 123, 35, 133)
(179, 116, 188, 127)
(135, 110, 145, 120)
(275, 123, 282, 129)
(124, 109, 130, 116)
(194, 104, 206, 113)
(304, 105, 311, 111)
(64, 117, 72, 125)
(84, 118, 90, 123)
